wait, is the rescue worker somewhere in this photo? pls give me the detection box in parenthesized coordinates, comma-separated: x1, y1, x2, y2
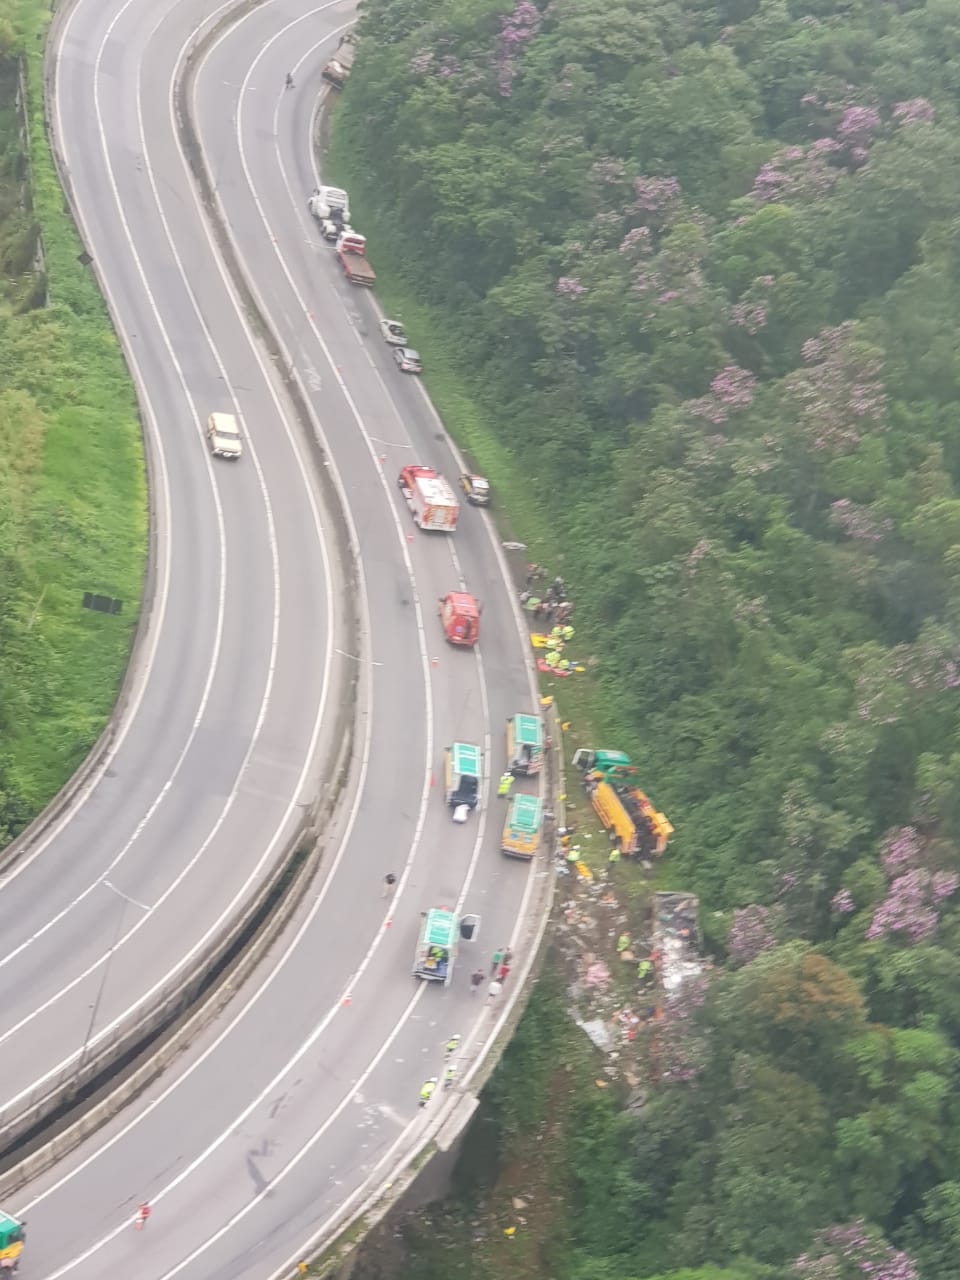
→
(544, 650, 560, 670)
(445, 1034, 461, 1057)
(608, 846, 621, 865)
(561, 624, 575, 641)
(419, 1078, 438, 1107)
(497, 771, 514, 798)
(637, 959, 653, 984)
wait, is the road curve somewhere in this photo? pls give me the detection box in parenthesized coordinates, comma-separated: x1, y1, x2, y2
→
(9, 0, 544, 1276)
(0, 0, 349, 1138)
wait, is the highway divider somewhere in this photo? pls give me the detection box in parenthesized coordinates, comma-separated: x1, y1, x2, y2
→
(0, 0, 366, 1196)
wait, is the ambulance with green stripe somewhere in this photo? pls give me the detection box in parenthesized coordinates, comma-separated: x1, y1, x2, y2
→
(501, 793, 543, 859)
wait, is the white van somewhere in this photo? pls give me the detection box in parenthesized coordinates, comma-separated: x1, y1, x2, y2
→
(207, 412, 242, 460)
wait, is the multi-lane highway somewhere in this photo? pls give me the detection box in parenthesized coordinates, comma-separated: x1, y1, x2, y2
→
(0, 0, 349, 1138)
(3, 0, 544, 1274)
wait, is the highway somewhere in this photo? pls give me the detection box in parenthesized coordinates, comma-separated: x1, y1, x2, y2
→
(6, 0, 544, 1275)
(0, 0, 348, 1135)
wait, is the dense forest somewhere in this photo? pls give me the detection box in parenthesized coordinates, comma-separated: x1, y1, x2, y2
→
(338, 0, 960, 1275)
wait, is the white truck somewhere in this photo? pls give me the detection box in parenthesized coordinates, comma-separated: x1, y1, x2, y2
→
(398, 465, 460, 532)
(308, 186, 350, 224)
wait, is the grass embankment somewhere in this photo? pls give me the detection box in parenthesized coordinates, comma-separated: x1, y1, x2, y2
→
(0, 0, 146, 843)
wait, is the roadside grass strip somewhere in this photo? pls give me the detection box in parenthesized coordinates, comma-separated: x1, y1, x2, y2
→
(0, 0, 146, 842)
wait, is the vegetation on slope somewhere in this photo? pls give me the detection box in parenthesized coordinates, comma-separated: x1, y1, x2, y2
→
(0, 0, 145, 842)
(333, 0, 960, 1273)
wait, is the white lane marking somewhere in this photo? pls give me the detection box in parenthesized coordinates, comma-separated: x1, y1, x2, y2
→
(100, 880, 150, 913)
(1, 0, 338, 1116)
(37, 986, 425, 1280)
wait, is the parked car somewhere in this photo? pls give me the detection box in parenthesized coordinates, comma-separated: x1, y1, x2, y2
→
(459, 473, 491, 506)
(380, 318, 407, 345)
(393, 346, 422, 374)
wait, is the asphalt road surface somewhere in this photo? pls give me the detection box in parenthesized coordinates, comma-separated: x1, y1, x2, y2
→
(0, 0, 348, 1133)
(10, 0, 544, 1275)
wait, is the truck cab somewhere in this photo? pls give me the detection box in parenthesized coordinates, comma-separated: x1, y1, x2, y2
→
(572, 748, 638, 782)
(413, 908, 480, 983)
(507, 713, 543, 776)
(444, 743, 482, 813)
(307, 186, 350, 223)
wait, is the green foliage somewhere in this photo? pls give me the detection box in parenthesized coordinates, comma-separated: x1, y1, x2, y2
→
(0, 0, 145, 841)
(335, 0, 960, 1273)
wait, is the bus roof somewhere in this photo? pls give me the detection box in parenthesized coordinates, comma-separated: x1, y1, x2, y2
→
(424, 908, 457, 948)
(450, 743, 481, 775)
(512, 714, 542, 746)
(508, 793, 542, 832)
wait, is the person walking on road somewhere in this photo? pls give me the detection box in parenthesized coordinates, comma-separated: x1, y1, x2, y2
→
(498, 963, 511, 984)
(497, 771, 514, 798)
(285, 71, 294, 89)
(470, 968, 486, 996)
(135, 1203, 151, 1231)
(419, 1077, 438, 1107)
(502, 947, 514, 968)
(490, 947, 504, 976)
(443, 1065, 457, 1090)
(487, 979, 503, 1005)
(382, 872, 397, 898)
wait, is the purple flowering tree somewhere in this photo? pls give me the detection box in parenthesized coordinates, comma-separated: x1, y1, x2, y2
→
(495, 0, 541, 97)
(784, 322, 886, 455)
(556, 276, 585, 297)
(831, 888, 855, 915)
(631, 174, 681, 217)
(749, 143, 840, 205)
(729, 274, 775, 336)
(837, 105, 880, 148)
(829, 499, 893, 543)
(729, 905, 777, 965)
(687, 366, 757, 425)
(793, 1220, 918, 1280)
(893, 98, 935, 125)
(866, 868, 958, 943)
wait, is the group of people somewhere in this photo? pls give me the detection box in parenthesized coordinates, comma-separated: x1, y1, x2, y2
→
(417, 950, 515, 1107)
(520, 566, 575, 626)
